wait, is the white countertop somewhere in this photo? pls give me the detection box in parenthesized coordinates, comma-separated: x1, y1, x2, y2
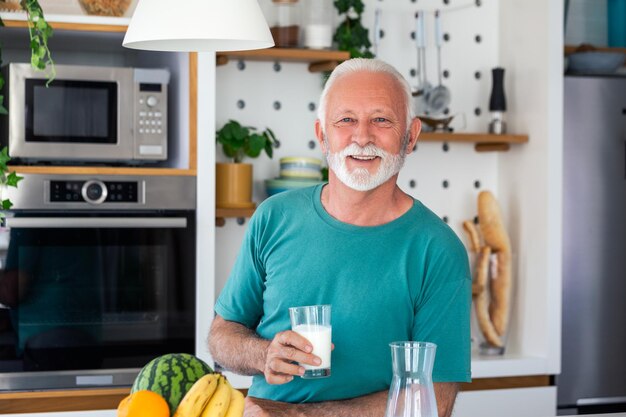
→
(5, 411, 626, 417)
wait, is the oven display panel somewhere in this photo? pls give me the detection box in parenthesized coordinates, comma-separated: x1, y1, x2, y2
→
(50, 181, 139, 203)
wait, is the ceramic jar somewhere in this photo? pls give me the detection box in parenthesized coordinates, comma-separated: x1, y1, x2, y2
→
(302, 0, 334, 49)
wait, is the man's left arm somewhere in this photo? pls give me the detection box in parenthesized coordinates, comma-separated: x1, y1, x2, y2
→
(435, 382, 459, 417)
(245, 390, 387, 417)
(244, 382, 458, 417)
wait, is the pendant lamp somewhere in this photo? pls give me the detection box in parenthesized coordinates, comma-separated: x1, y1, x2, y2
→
(123, 0, 274, 52)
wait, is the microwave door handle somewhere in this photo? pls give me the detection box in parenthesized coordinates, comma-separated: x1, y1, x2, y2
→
(3, 217, 187, 229)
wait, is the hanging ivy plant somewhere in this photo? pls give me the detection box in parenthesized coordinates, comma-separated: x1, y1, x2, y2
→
(20, 0, 55, 76)
(333, 0, 374, 58)
(0, 0, 55, 210)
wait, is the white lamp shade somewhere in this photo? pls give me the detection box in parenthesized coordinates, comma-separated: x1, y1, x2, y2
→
(123, 0, 275, 52)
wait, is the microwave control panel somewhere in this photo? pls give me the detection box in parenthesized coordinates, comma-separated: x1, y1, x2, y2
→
(133, 68, 169, 161)
(50, 180, 139, 204)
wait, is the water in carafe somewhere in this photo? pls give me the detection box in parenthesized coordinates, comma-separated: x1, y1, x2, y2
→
(384, 341, 438, 417)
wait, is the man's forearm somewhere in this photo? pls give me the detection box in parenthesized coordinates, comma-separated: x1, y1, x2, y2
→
(298, 384, 456, 417)
(298, 390, 387, 417)
(245, 390, 388, 417)
(435, 382, 459, 417)
(208, 315, 269, 376)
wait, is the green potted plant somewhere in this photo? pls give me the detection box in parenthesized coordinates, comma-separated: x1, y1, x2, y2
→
(333, 0, 374, 58)
(0, 0, 54, 213)
(215, 119, 277, 209)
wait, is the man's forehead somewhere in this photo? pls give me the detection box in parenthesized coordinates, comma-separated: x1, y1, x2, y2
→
(332, 70, 397, 87)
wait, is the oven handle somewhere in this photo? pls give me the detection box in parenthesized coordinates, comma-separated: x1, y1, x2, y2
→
(4, 217, 188, 229)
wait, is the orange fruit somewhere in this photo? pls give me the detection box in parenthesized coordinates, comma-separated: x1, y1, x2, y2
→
(117, 390, 169, 417)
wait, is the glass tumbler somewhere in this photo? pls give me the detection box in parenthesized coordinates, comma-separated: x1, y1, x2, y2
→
(288, 304, 331, 378)
(385, 341, 438, 417)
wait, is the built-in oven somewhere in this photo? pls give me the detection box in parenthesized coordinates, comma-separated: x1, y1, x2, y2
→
(0, 174, 196, 391)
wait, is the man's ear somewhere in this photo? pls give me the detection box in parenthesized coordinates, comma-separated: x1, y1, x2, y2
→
(406, 117, 422, 154)
(315, 119, 327, 153)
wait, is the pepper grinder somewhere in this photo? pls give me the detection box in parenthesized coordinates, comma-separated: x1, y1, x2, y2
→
(488, 67, 507, 134)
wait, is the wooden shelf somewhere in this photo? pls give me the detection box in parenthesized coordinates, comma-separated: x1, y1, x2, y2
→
(216, 207, 256, 226)
(216, 48, 351, 73)
(420, 132, 528, 152)
(1, 17, 129, 32)
(0, 387, 129, 413)
(564, 44, 626, 56)
(8, 165, 197, 176)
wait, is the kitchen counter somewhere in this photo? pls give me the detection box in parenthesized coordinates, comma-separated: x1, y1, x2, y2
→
(6, 412, 115, 417)
(5, 411, 626, 417)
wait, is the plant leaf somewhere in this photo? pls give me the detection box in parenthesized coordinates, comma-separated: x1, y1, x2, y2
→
(1, 199, 12, 210)
(0, 97, 7, 116)
(245, 133, 265, 158)
(222, 143, 238, 159)
(0, 147, 10, 172)
(264, 140, 274, 159)
(6, 171, 23, 188)
(263, 129, 277, 159)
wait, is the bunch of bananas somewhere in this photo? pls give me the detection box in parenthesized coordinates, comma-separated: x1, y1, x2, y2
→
(173, 374, 244, 417)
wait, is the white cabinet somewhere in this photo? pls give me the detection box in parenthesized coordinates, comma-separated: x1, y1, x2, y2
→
(454, 387, 557, 417)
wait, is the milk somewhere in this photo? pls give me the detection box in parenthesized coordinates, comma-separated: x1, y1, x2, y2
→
(293, 324, 332, 370)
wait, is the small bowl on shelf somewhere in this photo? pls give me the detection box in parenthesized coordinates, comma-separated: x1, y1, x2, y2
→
(265, 178, 324, 197)
(279, 157, 323, 181)
(567, 51, 625, 75)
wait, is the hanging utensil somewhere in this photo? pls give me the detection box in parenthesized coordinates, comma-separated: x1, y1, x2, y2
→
(373, 8, 382, 56)
(412, 11, 431, 108)
(426, 10, 451, 114)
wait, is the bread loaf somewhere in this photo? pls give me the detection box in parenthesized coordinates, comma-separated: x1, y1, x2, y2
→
(477, 191, 512, 336)
(473, 246, 502, 347)
(463, 220, 481, 253)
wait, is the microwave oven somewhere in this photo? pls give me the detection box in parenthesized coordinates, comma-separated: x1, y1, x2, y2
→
(1, 63, 169, 164)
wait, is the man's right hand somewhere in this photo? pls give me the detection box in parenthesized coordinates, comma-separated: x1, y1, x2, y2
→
(263, 330, 320, 385)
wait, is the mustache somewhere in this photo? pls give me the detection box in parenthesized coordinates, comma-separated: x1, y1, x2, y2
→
(325, 141, 390, 159)
(341, 143, 387, 157)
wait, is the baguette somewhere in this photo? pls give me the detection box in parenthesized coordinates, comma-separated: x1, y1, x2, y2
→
(477, 191, 512, 336)
(463, 220, 481, 253)
(473, 246, 502, 347)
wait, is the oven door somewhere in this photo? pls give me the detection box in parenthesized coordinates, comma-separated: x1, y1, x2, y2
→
(0, 211, 195, 390)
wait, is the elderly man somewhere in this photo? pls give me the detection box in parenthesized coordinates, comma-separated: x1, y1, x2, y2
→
(209, 58, 471, 417)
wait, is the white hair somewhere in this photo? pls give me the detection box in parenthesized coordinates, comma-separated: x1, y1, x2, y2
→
(317, 58, 415, 134)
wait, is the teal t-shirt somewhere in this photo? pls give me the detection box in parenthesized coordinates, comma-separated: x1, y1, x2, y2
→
(215, 184, 471, 403)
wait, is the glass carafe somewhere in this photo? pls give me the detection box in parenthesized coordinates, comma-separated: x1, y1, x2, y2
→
(385, 341, 438, 417)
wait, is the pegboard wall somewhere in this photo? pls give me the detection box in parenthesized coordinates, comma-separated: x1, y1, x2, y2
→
(215, 0, 505, 294)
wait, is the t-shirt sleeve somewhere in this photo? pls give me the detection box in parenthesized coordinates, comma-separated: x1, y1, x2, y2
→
(215, 213, 266, 329)
(412, 232, 472, 383)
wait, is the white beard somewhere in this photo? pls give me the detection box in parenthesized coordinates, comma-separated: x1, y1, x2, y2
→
(324, 139, 407, 192)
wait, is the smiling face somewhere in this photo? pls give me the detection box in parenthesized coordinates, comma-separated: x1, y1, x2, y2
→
(316, 70, 419, 192)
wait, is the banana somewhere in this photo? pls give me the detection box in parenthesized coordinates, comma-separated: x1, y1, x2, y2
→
(223, 387, 245, 417)
(200, 375, 232, 417)
(173, 373, 220, 417)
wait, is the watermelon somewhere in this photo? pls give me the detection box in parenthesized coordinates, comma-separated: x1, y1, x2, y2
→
(131, 353, 213, 414)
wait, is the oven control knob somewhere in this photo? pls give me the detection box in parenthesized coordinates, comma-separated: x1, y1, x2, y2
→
(146, 96, 158, 107)
(82, 180, 108, 204)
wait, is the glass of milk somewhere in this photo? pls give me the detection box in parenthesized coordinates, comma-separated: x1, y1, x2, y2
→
(289, 304, 332, 378)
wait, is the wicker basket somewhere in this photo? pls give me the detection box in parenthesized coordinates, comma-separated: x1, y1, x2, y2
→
(0, 0, 23, 12)
(77, 0, 131, 17)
